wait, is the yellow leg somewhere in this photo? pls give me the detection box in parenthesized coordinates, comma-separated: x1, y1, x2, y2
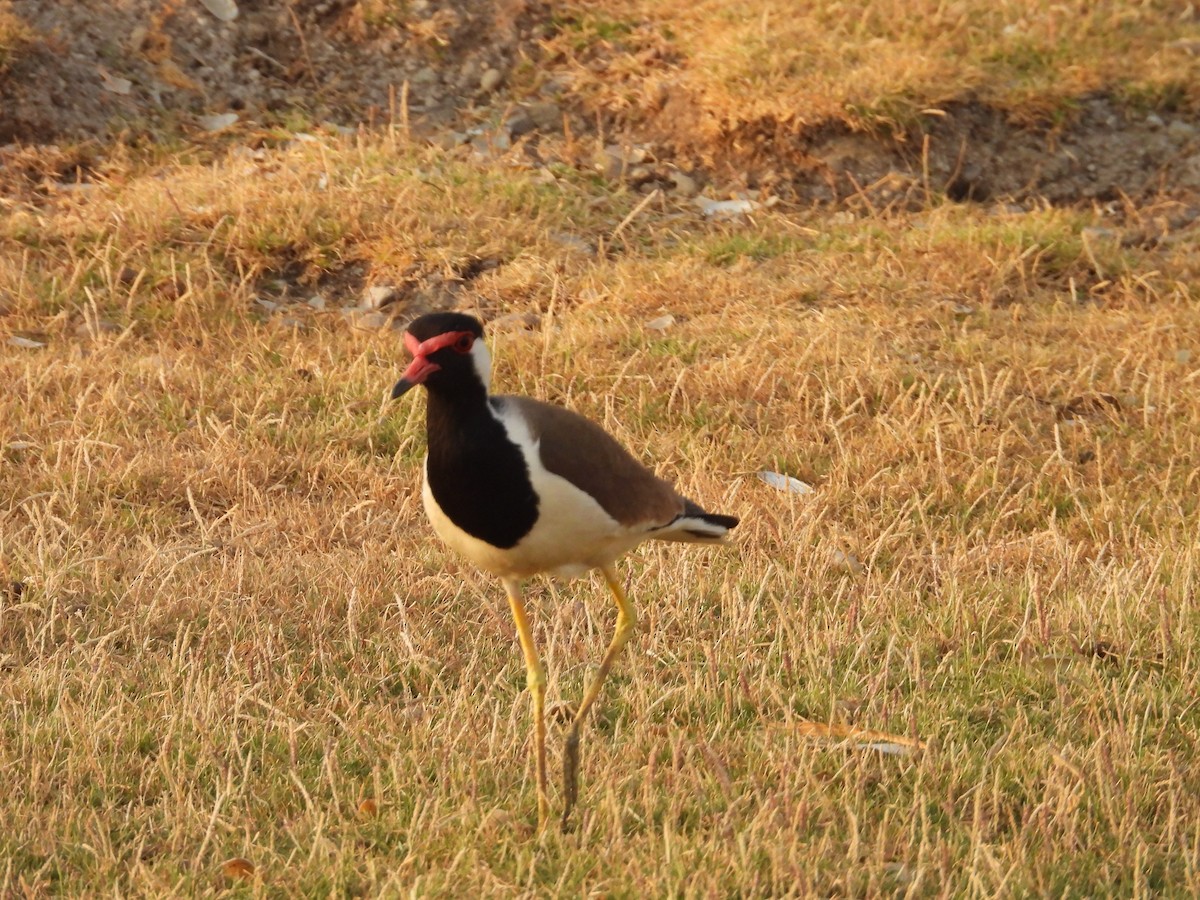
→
(502, 577, 550, 832)
(562, 565, 637, 831)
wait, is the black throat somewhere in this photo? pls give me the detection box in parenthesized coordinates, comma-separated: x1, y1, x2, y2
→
(424, 379, 539, 549)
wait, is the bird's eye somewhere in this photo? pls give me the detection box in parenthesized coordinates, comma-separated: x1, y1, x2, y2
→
(453, 334, 474, 354)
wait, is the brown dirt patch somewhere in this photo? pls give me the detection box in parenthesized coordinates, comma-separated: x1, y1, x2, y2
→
(641, 87, 1200, 207)
(0, 0, 542, 142)
(2, 0, 1199, 207)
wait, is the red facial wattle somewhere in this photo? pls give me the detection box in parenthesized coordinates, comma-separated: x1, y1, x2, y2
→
(405, 330, 475, 358)
(392, 329, 476, 398)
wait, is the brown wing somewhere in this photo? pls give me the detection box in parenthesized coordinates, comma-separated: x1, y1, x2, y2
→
(501, 395, 685, 529)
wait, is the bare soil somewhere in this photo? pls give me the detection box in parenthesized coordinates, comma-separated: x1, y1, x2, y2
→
(0, 0, 540, 139)
(2, 0, 1199, 208)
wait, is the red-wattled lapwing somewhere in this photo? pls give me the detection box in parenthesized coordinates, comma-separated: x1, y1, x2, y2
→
(391, 311, 738, 832)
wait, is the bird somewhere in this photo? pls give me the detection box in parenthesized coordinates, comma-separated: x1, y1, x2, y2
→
(391, 311, 739, 832)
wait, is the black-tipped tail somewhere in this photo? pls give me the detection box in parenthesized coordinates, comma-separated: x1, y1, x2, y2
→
(654, 501, 739, 544)
(696, 511, 740, 530)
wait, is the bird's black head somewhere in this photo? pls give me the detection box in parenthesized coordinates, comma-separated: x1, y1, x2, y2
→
(391, 312, 489, 399)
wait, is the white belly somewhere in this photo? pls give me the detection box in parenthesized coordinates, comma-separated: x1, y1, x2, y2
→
(421, 454, 646, 580)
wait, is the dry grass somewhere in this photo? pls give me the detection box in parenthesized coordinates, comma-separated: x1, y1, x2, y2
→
(3, 22, 1200, 884)
(549, 0, 1199, 130)
(0, 0, 32, 75)
(4, 131, 1200, 895)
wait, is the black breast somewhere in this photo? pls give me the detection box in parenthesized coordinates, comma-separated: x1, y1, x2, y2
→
(425, 396, 539, 549)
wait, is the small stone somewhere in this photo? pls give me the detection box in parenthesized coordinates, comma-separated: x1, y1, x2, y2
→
(668, 170, 698, 196)
(198, 112, 239, 132)
(479, 68, 503, 93)
(645, 314, 676, 331)
(885, 863, 915, 887)
(99, 69, 133, 95)
(74, 319, 121, 337)
(595, 143, 650, 177)
(594, 147, 624, 180)
(505, 111, 536, 139)
(1177, 349, 1193, 364)
(1146, 112, 1165, 128)
(489, 312, 542, 331)
(831, 549, 865, 574)
(230, 145, 265, 162)
(1081, 226, 1118, 242)
(435, 130, 469, 151)
(362, 285, 399, 309)
(345, 310, 389, 329)
(694, 197, 758, 218)
(472, 129, 510, 154)
(526, 101, 562, 132)
(548, 232, 596, 255)
(623, 145, 650, 165)
(136, 355, 174, 373)
(627, 164, 652, 184)
(200, 0, 239, 21)
(307, 294, 326, 310)
(1167, 120, 1197, 140)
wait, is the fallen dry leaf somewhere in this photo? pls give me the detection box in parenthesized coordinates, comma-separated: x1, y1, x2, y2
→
(797, 720, 924, 755)
(1057, 392, 1121, 421)
(758, 471, 814, 494)
(7, 336, 46, 350)
(220, 857, 255, 881)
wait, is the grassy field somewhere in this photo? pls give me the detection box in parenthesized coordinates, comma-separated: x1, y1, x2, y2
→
(544, 0, 1199, 139)
(3, 1, 1200, 896)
